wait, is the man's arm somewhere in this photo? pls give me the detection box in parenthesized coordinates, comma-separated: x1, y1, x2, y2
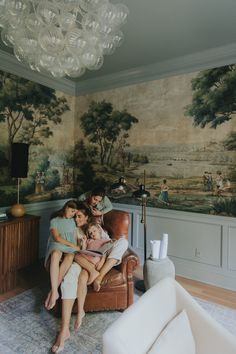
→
(77, 192, 88, 202)
(99, 195, 113, 214)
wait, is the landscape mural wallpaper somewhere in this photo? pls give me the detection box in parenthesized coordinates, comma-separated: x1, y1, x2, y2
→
(74, 64, 236, 217)
(0, 64, 236, 216)
(0, 70, 75, 208)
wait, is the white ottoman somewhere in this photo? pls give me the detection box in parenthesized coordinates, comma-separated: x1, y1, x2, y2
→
(143, 257, 175, 290)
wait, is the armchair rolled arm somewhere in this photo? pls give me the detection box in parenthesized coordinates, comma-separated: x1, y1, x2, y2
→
(117, 247, 140, 280)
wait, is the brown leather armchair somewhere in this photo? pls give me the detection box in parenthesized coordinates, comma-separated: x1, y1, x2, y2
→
(77, 209, 139, 312)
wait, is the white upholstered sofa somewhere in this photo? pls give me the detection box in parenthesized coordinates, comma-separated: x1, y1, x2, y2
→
(103, 277, 236, 354)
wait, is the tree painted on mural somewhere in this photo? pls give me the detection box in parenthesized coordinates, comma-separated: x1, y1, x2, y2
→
(0, 71, 70, 150)
(80, 100, 138, 167)
(185, 65, 236, 131)
(186, 65, 236, 215)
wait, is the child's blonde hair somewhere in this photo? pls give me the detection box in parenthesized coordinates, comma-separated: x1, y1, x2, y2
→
(86, 222, 102, 238)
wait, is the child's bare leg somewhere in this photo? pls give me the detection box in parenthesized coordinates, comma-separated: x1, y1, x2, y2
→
(93, 258, 118, 292)
(74, 254, 99, 285)
(96, 255, 106, 271)
(58, 253, 74, 285)
(45, 250, 62, 310)
(74, 270, 88, 331)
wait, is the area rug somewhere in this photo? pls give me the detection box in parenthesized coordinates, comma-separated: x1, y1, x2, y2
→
(0, 286, 236, 354)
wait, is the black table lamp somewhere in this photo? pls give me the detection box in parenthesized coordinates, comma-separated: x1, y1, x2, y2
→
(10, 143, 29, 217)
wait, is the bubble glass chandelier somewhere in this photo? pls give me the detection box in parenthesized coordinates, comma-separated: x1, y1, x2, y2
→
(0, 0, 129, 78)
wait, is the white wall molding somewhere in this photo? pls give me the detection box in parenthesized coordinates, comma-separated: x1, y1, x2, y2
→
(0, 50, 76, 95)
(1, 42, 236, 96)
(75, 42, 236, 95)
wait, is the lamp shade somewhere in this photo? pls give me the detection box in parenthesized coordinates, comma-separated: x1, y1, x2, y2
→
(11, 143, 29, 178)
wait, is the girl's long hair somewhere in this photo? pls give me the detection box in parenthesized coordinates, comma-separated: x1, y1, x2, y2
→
(50, 200, 78, 219)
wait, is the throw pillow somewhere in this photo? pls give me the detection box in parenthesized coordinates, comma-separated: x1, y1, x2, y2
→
(148, 309, 196, 354)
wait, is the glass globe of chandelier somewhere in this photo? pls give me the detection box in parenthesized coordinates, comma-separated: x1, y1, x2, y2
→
(0, 0, 129, 78)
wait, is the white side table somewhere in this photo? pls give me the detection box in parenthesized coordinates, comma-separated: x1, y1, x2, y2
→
(143, 257, 175, 290)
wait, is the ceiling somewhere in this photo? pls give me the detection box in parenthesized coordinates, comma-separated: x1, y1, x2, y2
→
(1, 0, 236, 95)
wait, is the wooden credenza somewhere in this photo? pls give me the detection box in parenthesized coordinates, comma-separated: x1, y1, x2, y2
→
(0, 214, 40, 293)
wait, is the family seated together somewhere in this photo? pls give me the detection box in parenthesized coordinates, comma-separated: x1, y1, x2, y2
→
(44, 187, 128, 353)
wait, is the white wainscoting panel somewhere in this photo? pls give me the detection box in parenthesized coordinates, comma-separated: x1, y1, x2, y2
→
(228, 226, 236, 271)
(113, 203, 236, 291)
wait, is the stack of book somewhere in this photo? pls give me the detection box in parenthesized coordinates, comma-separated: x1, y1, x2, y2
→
(0, 212, 8, 222)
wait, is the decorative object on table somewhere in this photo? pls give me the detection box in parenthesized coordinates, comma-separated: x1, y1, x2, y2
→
(0, 0, 129, 79)
(150, 233, 169, 260)
(159, 233, 169, 259)
(144, 233, 175, 290)
(150, 240, 161, 260)
(10, 143, 29, 217)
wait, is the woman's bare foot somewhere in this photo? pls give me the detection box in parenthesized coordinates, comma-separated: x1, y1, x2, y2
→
(46, 290, 59, 310)
(51, 329, 70, 353)
(93, 277, 102, 292)
(74, 311, 85, 331)
(87, 269, 99, 285)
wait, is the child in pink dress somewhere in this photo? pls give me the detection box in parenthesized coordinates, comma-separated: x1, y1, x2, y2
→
(74, 222, 112, 284)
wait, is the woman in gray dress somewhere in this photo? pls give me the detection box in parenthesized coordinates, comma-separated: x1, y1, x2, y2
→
(44, 200, 81, 310)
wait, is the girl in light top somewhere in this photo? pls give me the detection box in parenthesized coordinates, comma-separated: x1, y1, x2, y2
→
(74, 222, 112, 285)
(44, 200, 81, 310)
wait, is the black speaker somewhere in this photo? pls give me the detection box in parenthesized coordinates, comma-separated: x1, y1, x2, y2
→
(11, 143, 29, 178)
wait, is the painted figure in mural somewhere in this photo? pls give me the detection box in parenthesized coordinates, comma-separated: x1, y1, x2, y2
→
(35, 171, 41, 194)
(40, 172, 45, 193)
(202, 171, 209, 191)
(74, 222, 111, 285)
(224, 178, 231, 193)
(215, 171, 224, 196)
(207, 172, 213, 192)
(157, 179, 169, 205)
(44, 200, 80, 311)
(51, 203, 128, 353)
(35, 171, 46, 194)
(62, 164, 71, 185)
(78, 186, 113, 224)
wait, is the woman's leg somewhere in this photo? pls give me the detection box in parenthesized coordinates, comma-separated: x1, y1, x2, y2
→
(51, 298, 75, 353)
(58, 253, 74, 286)
(74, 254, 99, 285)
(45, 250, 62, 310)
(74, 269, 89, 331)
(52, 263, 82, 353)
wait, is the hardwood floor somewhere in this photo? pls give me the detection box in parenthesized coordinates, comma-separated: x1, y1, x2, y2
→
(0, 260, 49, 303)
(1, 262, 236, 310)
(133, 265, 236, 309)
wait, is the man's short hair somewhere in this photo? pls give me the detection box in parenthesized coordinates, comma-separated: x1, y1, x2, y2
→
(91, 187, 106, 199)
